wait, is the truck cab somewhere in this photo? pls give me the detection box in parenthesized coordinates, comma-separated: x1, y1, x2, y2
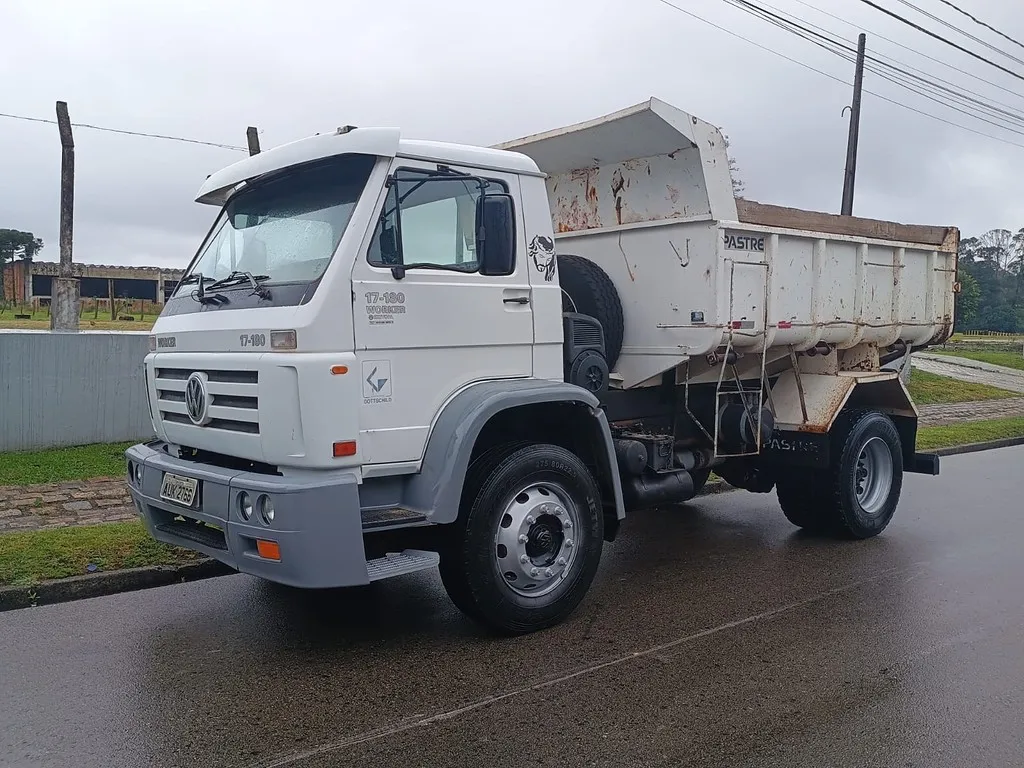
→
(127, 99, 956, 634)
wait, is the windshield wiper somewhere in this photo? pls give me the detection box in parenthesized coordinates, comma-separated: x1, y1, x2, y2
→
(207, 271, 272, 298)
(180, 272, 230, 305)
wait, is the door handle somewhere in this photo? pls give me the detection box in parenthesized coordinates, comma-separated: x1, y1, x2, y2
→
(503, 296, 530, 305)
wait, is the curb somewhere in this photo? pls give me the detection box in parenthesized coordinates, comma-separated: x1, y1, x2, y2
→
(0, 559, 234, 612)
(931, 436, 1024, 457)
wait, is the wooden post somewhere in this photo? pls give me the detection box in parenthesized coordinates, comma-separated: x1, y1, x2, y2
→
(51, 101, 80, 331)
(108, 278, 115, 320)
(246, 126, 261, 156)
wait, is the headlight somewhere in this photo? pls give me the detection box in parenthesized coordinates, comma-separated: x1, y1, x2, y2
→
(238, 492, 253, 520)
(134, 462, 143, 486)
(258, 495, 275, 525)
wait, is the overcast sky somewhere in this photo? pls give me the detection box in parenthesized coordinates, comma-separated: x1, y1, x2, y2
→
(3, 0, 1023, 268)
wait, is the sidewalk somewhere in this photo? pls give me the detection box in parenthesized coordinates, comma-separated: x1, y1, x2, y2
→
(919, 397, 1024, 426)
(913, 353, 1024, 394)
(0, 478, 135, 532)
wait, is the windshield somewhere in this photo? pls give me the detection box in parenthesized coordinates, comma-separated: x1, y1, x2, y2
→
(178, 153, 375, 292)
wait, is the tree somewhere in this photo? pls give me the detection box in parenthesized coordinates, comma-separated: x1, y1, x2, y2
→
(722, 133, 745, 198)
(954, 270, 980, 330)
(0, 229, 44, 303)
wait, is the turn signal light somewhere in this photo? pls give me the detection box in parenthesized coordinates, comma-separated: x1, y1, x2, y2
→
(333, 440, 357, 458)
(330, 365, 349, 375)
(256, 539, 281, 561)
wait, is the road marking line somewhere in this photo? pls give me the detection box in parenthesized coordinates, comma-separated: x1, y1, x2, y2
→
(249, 562, 924, 768)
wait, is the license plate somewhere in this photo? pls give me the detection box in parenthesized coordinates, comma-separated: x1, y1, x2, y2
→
(160, 473, 198, 507)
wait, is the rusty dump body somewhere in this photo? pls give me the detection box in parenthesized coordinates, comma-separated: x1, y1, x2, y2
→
(499, 98, 959, 392)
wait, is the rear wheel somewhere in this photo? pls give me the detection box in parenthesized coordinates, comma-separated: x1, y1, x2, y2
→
(439, 443, 604, 634)
(776, 411, 903, 538)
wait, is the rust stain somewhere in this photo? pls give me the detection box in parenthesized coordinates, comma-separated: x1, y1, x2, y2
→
(586, 185, 597, 203)
(615, 196, 622, 225)
(666, 185, 680, 204)
(610, 169, 625, 197)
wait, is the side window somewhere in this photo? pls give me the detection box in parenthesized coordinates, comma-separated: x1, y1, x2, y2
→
(367, 171, 507, 272)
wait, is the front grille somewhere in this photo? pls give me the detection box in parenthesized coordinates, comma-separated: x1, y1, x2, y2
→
(155, 518, 228, 550)
(155, 367, 260, 434)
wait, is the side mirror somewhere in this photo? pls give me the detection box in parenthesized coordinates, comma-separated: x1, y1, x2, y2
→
(476, 194, 516, 276)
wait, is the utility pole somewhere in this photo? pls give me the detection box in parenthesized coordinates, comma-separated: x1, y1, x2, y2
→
(51, 100, 79, 331)
(246, 126, 261, 156)
(841, 33, 867, 216)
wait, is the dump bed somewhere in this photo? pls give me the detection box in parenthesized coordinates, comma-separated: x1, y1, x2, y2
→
(499, 98, 959, 388)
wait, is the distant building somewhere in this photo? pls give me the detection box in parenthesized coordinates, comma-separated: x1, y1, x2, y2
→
(1, 261, 185, 305)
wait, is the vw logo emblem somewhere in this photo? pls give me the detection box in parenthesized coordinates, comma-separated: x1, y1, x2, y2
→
(184, 372, 211, 425)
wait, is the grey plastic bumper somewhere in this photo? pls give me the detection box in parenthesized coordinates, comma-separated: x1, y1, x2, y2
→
(125, 442, 371, 589)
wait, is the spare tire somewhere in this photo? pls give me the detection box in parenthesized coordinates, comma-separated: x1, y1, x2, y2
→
(557, 254, 624, 371)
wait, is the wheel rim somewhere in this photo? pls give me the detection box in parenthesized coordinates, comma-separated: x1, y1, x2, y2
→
(855, 436, 893, 516)
(493, 482, 580, 598)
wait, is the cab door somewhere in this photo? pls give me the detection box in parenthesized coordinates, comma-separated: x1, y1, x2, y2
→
(351, 160, 533, 466)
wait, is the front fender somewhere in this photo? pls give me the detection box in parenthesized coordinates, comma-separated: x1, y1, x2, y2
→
(402, 379, 625, 526)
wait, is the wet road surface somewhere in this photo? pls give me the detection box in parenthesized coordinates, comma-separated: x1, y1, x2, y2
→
(2, 447, 1023, 768)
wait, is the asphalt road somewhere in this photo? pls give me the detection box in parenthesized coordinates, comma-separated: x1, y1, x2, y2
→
(3, 447, 1023, 768)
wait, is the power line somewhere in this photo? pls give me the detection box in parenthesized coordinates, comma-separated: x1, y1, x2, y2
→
(649, 0, 1024, 150)
(789, 0, 1024, 101)
(0, 111, 247, 151)
(724, 0, 1024, 130)
(935, 0, 1024, 53)
(854, 0, 1024, 83)
(890, 0, 1024, 66)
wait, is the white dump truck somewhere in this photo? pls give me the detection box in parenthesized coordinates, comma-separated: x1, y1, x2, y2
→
(126, 98, 958, 633)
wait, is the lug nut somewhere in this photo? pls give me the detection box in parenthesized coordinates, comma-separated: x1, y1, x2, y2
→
(520, 554, 529, 563)
(556, 557, 566, 566)
(525, 515, 535, 525)
(518, 534, 528, 544)
(554, 508, 563, 516)
(530, 567, 539, 577)
(566, 539, 574, 549)
(563, 520, 572, 530)
(541, 504, 550, 513)
(544, 568, 553, 577)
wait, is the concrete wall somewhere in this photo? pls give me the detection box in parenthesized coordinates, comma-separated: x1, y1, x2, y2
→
(0, 331, 153, 452)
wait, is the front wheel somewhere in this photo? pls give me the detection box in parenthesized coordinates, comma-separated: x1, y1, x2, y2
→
(439, 443, 604, 635)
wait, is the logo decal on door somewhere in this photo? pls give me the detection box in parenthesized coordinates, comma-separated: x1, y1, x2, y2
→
(362, 360, 393, 404)
(529, 236, 556, 282)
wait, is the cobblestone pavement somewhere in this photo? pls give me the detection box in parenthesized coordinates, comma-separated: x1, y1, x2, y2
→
(0, 478, 134, 532)
(913, 354, 1024, 394)
(919, 397, 1024, 426)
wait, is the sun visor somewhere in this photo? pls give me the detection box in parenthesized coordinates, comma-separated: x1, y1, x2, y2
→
(195, 127, 401, 206)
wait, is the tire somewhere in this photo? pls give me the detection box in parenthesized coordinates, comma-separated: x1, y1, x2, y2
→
(690, 468, 712, 496)
(776, 470, 833, 533)
(439, 443, 604, 635)
(828, 411, 904, 539)
(775, 411, 903, 538)
(556, 254, 624, 370)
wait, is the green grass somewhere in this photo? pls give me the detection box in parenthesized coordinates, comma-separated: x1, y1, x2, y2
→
(917, 416, 1024, 451)
(0, 521, 201, 586)
(0, 308, 155, 331)
(0, 442, 132, 486)
(906, 368, 1017, 405)
(931, 349, 1024, 372)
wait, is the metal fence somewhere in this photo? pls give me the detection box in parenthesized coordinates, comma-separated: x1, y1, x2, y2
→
(0, 331, 153, 452)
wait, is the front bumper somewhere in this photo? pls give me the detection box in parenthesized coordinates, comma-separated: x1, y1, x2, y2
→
(125, 441, 371, 588)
